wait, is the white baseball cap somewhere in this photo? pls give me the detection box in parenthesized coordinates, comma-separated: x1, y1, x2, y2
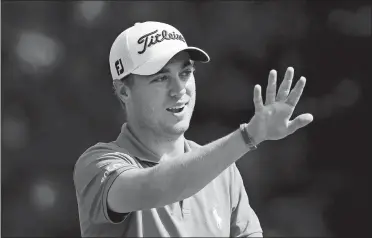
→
(109, 21, 210, 80)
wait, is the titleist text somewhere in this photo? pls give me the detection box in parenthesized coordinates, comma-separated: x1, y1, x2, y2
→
(137, 30, 186, 54)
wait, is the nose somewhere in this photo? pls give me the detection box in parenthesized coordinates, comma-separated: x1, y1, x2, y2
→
(169, 77, 186, 98)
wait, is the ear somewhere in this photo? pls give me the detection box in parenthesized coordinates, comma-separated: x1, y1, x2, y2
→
(113, 80, 131, 102)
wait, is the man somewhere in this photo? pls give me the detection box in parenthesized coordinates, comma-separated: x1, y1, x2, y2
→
(73, 21, 313, 237)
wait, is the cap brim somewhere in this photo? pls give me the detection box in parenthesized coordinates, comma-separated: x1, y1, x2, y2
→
(132, 46, 210, 76)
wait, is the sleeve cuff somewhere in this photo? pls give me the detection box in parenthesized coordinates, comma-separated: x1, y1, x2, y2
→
(101, 166, 136, 224)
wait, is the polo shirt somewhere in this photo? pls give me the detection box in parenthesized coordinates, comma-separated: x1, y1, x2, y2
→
(73, 124, 263, 237)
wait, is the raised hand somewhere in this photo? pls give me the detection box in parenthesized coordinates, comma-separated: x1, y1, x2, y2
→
(247, 67, 313, 145)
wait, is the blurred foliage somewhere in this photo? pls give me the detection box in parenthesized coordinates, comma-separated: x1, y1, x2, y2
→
(1, 1, 370, 237)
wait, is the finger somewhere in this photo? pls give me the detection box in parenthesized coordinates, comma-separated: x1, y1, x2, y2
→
(265, 70, 277, 105)
(276, 67, 294, 101)
(287, 113, 313, 134)
(253, 84, 264, 112)
(286, 76, 306, 107)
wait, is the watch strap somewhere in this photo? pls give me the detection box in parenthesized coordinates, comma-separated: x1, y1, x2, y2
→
(240, 123, 258, 150)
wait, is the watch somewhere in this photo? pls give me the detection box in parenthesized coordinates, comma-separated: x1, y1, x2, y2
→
(240, 123, 258, 150)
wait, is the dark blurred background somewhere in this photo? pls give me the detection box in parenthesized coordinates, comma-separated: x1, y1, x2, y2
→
(1, 1, 370, 237)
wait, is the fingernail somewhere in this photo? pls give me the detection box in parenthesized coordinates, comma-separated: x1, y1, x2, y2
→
(288, 67, 294, 71)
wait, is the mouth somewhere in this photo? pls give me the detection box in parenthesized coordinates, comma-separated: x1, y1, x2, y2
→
(166, 103, 188, 113)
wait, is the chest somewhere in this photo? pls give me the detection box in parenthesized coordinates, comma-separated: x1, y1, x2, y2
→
(158, 176, 232, 236)
(134, 159, 232, 236)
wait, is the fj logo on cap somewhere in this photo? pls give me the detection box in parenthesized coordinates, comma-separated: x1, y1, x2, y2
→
(115, 58, 124, 76)
(137, 29, 186, 55)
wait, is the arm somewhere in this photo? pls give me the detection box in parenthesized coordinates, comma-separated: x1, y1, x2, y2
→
(108, 128, 252, 213)
(108, 67, 313, 214)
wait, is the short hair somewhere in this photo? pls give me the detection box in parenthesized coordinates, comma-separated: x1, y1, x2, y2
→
(121, 74, 135, 88)
(113, 74, 135, 110)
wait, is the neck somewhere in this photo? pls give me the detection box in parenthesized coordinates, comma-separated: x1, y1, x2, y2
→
(126, 122, 185, 161)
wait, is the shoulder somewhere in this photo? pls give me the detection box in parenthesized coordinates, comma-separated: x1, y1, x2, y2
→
(80, 142, 127, 158)
(76, 142, 135, 166)
(73, 142, 138, 187)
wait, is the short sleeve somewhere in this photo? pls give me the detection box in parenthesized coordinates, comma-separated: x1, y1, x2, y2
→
(73, 144, 139, 225)
(230, 163, 263, 237)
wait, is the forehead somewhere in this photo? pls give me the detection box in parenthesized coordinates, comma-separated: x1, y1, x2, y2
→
(132, 51, 192, 82)
(162, 51, 191, 70)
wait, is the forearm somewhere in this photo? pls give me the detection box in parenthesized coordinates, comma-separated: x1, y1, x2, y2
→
(144, 127, 252, 207)
(109, 125, 258, 213)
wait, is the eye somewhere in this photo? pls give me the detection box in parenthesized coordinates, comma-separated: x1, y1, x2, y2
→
(151, 75, 168, 83)
(180, 67, 195, 78)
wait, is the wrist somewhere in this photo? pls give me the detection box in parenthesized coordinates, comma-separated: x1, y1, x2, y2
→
(245, 122, 265, 146)
(240, 123, 260, 150)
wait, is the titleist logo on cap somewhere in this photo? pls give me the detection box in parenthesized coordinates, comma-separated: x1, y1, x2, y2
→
(137, 29, 186, 54)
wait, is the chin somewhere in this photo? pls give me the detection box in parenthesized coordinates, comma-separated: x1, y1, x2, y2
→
(164, 120, 190, 136)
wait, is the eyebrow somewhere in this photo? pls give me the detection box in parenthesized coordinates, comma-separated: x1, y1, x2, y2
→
(155, 60, 194, 75)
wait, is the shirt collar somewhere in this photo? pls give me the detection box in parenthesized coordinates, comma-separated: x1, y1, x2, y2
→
(115, 123, 192, 164)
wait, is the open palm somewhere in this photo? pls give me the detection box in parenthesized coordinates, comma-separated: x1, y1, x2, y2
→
(247, 67, 313, 144)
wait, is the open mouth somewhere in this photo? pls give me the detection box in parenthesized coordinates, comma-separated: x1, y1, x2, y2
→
(166, 104, 187, 113)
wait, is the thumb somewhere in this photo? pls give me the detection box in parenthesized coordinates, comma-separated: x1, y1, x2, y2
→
(287, 113, 314, 135)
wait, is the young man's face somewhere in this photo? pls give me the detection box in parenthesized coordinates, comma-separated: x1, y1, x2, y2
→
(126, 51, 196, 138)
